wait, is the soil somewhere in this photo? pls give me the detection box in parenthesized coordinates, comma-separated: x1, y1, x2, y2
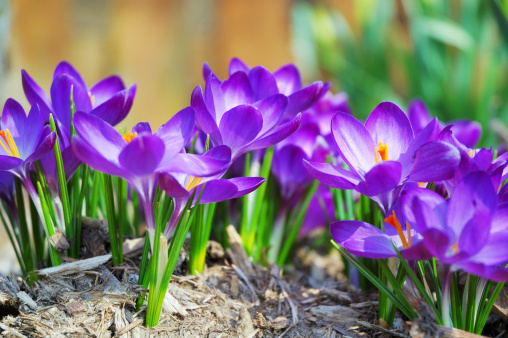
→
(0, 224, 501, 337)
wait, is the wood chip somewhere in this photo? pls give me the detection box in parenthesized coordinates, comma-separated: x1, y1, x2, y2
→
(65, 300, 87, 316)
(237, 307, 255, 337)
(0, 323, 27, 338)
(162, 291, 189, 317)
(16, 291, 37, 310)
(310, 305, 359, 323)
(226, 225, 254, 276)
(35, 254, 112, 276)
(49, 228, 71, 251)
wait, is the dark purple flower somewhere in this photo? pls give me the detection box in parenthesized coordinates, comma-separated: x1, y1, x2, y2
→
(305, 102, 461, 215)
(0, 99, 56, 184)
(71, 107, 231, 233)
(402, 171, 508, 281)
(22, 62, 137, 190)
(191, 58, 332, 160)
(408, 99, 481, 148)
(22, 61, 136, 131)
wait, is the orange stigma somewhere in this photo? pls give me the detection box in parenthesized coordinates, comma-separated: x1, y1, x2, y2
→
(123, 132, 137, 144)
(375, 142, 389, 164)
(0, 130, 20, 158)
(185, 176, 203, 191)
(384, 210, 411, 249)
(451, 242, 459, 255)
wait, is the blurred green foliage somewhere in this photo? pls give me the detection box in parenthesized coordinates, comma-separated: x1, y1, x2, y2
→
(292, 0, 508, 146)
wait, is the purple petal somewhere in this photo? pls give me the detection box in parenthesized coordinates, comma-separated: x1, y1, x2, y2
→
(398, 117, 439, 174)
(21, 70, 53, 122)
(89, 75, 126, 107)
(218, 105, 263, 158)
(448, 120, 482, 148)
(90, 84, 136, 126)
(158, 172, 190, 199)
(273, 64, 302, 96)
(331, 221, 396, 259)
(331, 112, 375, 176)
(401, 188, 447, 234)
(53, 61, 87, 89)
(204, 75, 224, 121)
(254, 94, 287, 136)
(51, 74, 92, 131)
(356, 161, 402, 197)
(118, 135, 164, 177)
(285, 81, 324, 116)
(457, 206, 492, 257)
(447, 171, 497, 238)
(227, 176, 265, 199)
(248, 66, 279, 101)
(221, 71, 254, 111)
(303, 160, 360, 190)
(155, 106, 195, 153)
(468, 231, 508, 266)
(407, 99, 432, 136)
(365, 102, 414, 161)
(19, 104, 45, 159)
(458, 263, 508, 282)
(71, 136, 125, 176)
(2, 98, 28, 137)
(199, 179, 240, 203)
(25, 132, 56, 164)
(408, 140, 460, 183)
(202, 62, 212, 81)
(0, 155, 23, 171)
(191, 86, 221, 145)
(229, 58, 250, 76)
(241, 114, 301, 157)
(492, 202, 508, 232)
(164, 152, 231, 176)
(132, 122, 152, 135)
(73, 112, 125, 164)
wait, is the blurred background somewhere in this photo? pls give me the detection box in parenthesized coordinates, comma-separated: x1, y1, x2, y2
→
(0, 0, 508, 270)
(1, 0, 508, 144)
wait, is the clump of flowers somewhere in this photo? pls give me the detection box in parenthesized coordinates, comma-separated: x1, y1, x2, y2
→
(0, 57, 507, 334)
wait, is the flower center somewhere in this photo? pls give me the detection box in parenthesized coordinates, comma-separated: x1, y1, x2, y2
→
(185, 176, 203, 191)
(375, 142, 389, 164)
(123, 132, 137, 144)
(384, 210, 411, 249)
(0, 130, 20, 158)
(451, 242, 459, 255)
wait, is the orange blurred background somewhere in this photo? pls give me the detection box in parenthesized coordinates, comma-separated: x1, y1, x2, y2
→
(0, 0, 304, 130)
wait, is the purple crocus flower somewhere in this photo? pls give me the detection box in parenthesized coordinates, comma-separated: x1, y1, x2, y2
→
(71, 107, 231, 239)
(299, 185, 335, 238)
(23, 62, 136, 191)
(408, 99, 481, 148)
(225, 58, 330, 118)
(158, 146, 264, 237)
(191, 58, 330, 160)
(0, 99, 56, 202)
(304, 102, 461, 215)
(402, 171, 508, 282)
(22, 61, 136, 131)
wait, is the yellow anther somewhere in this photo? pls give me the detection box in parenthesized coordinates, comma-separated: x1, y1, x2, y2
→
(185, 176, 203, 191)
(468, 150, 473, 157)
(0, 130, 20, 158)
(374, 142, 389, 164)
(451, 242, 459, 255)
(123, 132, 137, 144)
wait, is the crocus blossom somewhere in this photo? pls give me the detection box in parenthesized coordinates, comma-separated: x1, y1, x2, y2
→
(0, 99, 56, 199)
(190, 58, 332, 160)
(22, 61, 136, 132)
(304, 102, 461, 215)
(71, 107, 231, 235)
(402, 171, 508, 281)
